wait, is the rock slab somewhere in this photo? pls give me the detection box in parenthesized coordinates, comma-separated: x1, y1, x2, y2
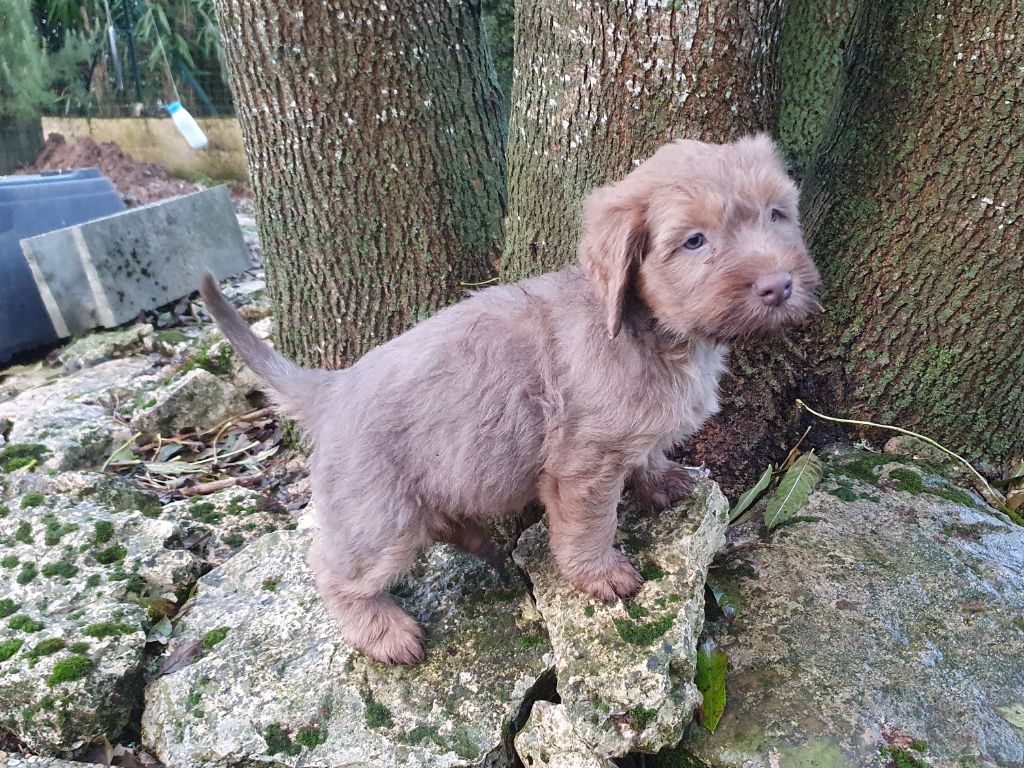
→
(0, 472, 199, 753)
(21, 185, 249, 337)
(143, 529, 553, 767)
(513, 479, 729, 758)
(677, 447, 1024, 768)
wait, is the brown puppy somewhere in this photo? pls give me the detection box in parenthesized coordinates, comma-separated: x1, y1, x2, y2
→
(200, 134, 820, 666)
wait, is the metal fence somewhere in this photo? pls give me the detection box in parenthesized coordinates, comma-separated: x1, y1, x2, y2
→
(35, 0, 234, 119)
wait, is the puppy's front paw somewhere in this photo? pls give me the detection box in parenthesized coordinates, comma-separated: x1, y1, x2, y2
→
(372, 611, 425, 666)
(631, 462, 695, 512)
(335, 597, 425, 666)
(569, 551, 643, 603)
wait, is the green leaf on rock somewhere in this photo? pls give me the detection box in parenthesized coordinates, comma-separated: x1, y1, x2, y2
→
(764, 452, 823, 531)
(695, 642, 727, 732)
(730, 465, 773, 522)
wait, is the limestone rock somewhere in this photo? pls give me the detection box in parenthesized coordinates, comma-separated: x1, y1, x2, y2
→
(57, 324, 153, 372)
(512, 480, 729, 758)
(159, 487, 294, 567)
(142, 529, 553, 767)
(130, 368, 249, 438)
(0, 359, 151, 470)
(0, 753, 99, 767)
(673, 447, 1024, 767)
(515, 702, 615, 768)
(0, 474, 200, 753)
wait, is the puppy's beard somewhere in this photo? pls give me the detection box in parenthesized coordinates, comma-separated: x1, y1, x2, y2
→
(702, 295, 818, 344)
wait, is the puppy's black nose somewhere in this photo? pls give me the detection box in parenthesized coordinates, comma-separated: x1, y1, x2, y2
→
(753, 273, 793, 307)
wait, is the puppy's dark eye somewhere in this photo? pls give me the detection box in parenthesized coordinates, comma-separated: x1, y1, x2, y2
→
(683, 233, 706, 250)
(770, 208, 785, 223)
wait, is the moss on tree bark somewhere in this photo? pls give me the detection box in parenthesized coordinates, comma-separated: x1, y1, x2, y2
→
(212, 0, 506, 369)
(802, 0, 1024, 467)
(501, 0, 784, 280)
(777, 0, 859, 178)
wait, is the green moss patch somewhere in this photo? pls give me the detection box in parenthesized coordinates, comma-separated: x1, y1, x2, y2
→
(612, 601, 676, 645)
(188, 500, 222, 525)
(94, 545, 127, 565)
(880, 745, 927, 768)
(93, 520, 115, 545)
(296, 725, 328, 749)
(27, 638, 66, 661)
(181, 342, 234, 377)
(223, 533, 245, 548)
(46, 655, 93, 686)
(890, 468, 924, 494)
(14, 520, 33, 544)
(261, 578, 279, 592)
(17, 562, 38, 585)
(928, 485, 976, 507)
(202, 626, 230, 649)
(628, 705, 658, 730)
(837, 453, 893, 482)
(363, 692, 393, 729)
(263, 723, 302, 756)
(20, 492, 45, 509)
(0, 555, 18, 568)
(9, 615, 45, 632)
(43, 516, 78, 546)
(0, 444, 49, 472)
(84, 574, 101, 589)
(639, 561, 667, 581)
(68, 641, 90, 654)
(41, 559, 78, 579)
(0, 599, 19, 618)
(82, 621, 137, 639)
(0, 638, 24, 662)
(516, 634, 543, 649)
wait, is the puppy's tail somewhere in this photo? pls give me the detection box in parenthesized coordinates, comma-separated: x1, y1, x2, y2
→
(198, 273, 326, 424)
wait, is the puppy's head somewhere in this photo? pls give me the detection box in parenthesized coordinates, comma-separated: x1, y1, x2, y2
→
(578, 134, 820, 343)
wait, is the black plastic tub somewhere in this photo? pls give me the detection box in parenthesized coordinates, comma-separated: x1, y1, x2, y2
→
(0, 169, 124, 362)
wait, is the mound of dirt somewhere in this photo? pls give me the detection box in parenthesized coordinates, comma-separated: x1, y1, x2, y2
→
(27, 133, 203, 206)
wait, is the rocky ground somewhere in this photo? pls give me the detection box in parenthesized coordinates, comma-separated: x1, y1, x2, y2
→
(1, 211, 1022, 767)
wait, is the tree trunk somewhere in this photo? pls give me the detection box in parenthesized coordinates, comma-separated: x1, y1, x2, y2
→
(800, 0, 1024, 469)
(681, 0, 863, 495)
(212, 0, 506, 369)
(501, 0, 784, 280)
(776, 0, 859, 178)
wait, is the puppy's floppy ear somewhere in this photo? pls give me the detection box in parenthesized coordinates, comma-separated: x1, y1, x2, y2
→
(578, 185, 648, 339)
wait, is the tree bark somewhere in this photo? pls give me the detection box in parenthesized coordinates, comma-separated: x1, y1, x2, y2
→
(501, 0, 784, 280)
(212, 0, 506, 369)
(776, 0, 859, 178)
(801, 0, 1024, 469)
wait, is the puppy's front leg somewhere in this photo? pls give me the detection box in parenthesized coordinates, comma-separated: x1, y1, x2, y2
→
(540, 466, 642, 602)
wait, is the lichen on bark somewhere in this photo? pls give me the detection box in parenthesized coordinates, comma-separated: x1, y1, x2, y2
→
(212, 0, 507, 370)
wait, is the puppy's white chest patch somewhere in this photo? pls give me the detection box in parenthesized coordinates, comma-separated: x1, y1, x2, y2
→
(672, 342, 728, 438)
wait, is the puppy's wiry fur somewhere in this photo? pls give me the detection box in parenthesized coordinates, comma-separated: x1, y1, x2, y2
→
(200, 135, 820, 665)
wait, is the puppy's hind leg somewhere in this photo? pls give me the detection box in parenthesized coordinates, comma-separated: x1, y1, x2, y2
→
(432, 518, 507, 570)
(309, 528, 426, 666)
(627, 450, 695, 513)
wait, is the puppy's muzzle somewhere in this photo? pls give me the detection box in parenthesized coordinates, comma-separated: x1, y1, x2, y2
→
(753, 272, 793, 308)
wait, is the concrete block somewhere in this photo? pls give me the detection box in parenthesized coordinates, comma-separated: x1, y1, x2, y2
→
(21, 185, 250, 337)
(0, 168, 124, 360)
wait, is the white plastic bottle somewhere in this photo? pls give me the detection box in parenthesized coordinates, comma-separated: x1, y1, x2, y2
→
(166, 101, 209, 150)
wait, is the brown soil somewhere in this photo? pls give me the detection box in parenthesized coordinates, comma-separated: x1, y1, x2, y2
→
(25, 133, 204, 206)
